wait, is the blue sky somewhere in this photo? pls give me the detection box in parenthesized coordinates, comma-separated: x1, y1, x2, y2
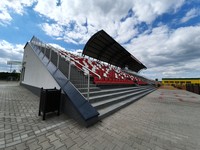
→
(0, 0, 200, 80)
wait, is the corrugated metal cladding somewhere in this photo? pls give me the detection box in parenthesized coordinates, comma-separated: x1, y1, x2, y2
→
(83, 30, 147, 72)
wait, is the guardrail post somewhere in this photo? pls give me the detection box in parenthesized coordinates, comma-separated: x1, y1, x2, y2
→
(57, 53, 59, 68)
(68, 62, 71, 80)
(42, 46, 46, 60)
(47, 46, 52, 65)
(87, 73, 90, 100)
(38, 41, 42, 55)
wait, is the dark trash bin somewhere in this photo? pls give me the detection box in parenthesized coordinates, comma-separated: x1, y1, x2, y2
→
(39, 87, 61, 120)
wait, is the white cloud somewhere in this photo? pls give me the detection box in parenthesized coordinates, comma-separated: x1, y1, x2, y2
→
(0, 0, 36, 26)
(40, 23, 64, 37)
(34, 0, 185, 45)
(126, 25, 200, 80)
(0, 11, 12, 26)
(142, 58, 200, 80)
(0, 40, 24, 72)
(115, 17, 138, 43)
(181, 8, 199, 23)
(132, 0, 184, 23)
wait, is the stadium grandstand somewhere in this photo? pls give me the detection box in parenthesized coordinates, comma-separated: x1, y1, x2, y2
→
(21, 30, 157, 126)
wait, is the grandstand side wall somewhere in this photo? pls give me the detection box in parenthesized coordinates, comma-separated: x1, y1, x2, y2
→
(21, 44, 60, 90)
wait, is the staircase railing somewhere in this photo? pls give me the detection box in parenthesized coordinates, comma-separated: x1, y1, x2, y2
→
(30, 36, 100, 100)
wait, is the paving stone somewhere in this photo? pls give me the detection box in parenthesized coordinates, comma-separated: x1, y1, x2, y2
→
(103, 141, 116, 150)
(155, 146, 165, 150)
(0, 140, 5, 145)
(15, 143, 28, 150)
(0, 133, 4, 139)
(39, 140, 53, 149)
(13, 137, 21, 142)
(92, 140, 106, 150)
(122, 144, 134, 150)
(84, 136, 97, 145)
(132, 142, 150, 150)
(56, 145, 68, 150)
(62, 128, 73, 134)
(68, 144, 82, 150)
(37, 135, 47, 144)
(51, 140, 64, 149)
(21, 135, 36, 142)
(0, 144, 6, 149)
(6, 139, 13, 144)
(111, 139, 125, 149)
(4, 146, 16, 150)
(63, 138, 76, 148)
(73, 137, 87, 147)
(6, 140, 21, 148)
(5, 134, 12, 140)
(27, 140, 41, 150)
(112, 146, 121, 150)
(58, 133, 68, 141)
(45, 147, 55, 150)
(20, 134, 28, 139)
(54, 129, 62, 135)
(47, 134, 59, 142)
(68, 132, 79, 140)
(80, 142, 95, 150)
(141, 141, 156, 150)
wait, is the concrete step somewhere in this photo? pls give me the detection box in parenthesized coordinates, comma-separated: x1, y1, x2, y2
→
(98, 88, 156, 119)
(91, 88, 151, 110)
(88, 87, 152, 103)
(78, 87, 101, 93)
(73, 83, 97, 89)
(82, 86, 142, 97)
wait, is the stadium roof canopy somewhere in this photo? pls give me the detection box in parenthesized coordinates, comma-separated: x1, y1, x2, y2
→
(83, 30, 147, 72)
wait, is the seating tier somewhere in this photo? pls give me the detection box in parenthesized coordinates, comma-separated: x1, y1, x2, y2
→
(59, 50, 148, 85)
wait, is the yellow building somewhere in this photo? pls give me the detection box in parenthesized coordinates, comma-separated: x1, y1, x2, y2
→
(162, 78, 200, 86)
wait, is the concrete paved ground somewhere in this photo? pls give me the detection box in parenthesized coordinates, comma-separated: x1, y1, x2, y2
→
(0, 81, 200, 150)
